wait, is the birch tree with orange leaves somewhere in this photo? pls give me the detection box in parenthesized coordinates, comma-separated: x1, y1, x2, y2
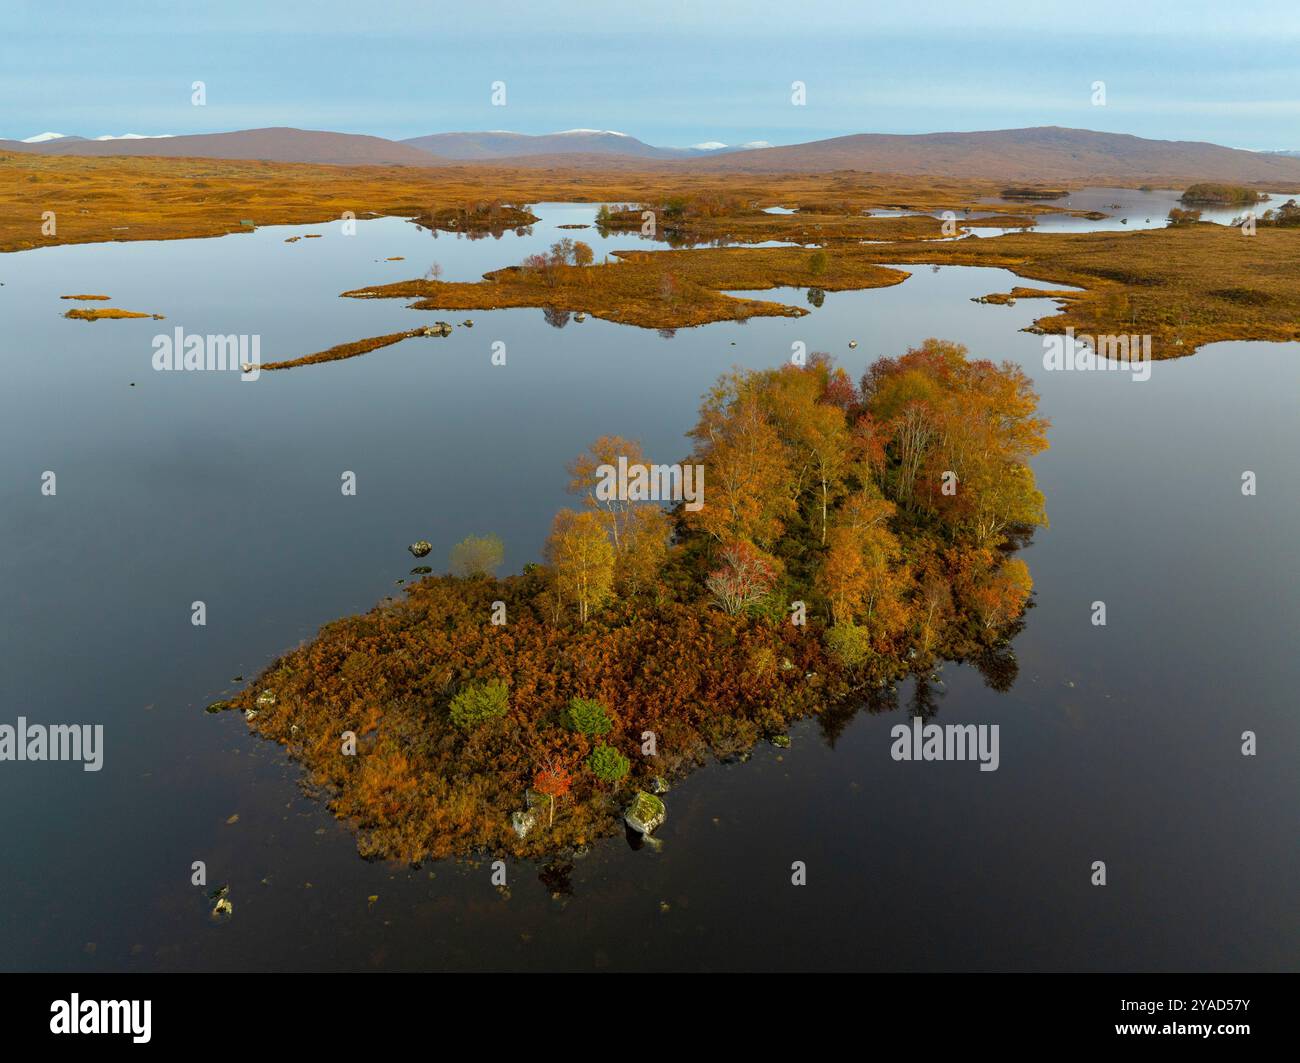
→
(686, 376, 793, 547)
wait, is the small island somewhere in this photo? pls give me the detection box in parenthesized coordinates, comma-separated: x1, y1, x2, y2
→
(63, 307, 164, 320)
(1178, 183, 1267, 206)
(999, 187, 1070, 200)
(221, 341, 1048, 863)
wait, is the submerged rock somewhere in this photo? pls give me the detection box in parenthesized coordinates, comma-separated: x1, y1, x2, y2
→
(624, 791, 667, 836)
(408, 540, 432, 558)
(770, 734, 791, 749)
(210, 885, 233, 919)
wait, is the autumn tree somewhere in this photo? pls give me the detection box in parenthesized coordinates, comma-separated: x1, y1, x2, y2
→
(817, 492, 901, 630)
(533, 760, 573, 826)
(549, 237, 576, 265)
(450, 534, 504, 578)
(963, 461, 1046, 546)
(823, 366, 858, 411)
(968, 556, 1033, 630)
(818, 525, 871, 625)
(705, 540, 778, 615)
(752, 363, 844, 545)
(916, 567, 954, 656)
(566, 435, 647, 551)
(545, 509, 615, 623)
(521, 252, 557, 287)
(617, 505, 670, 596)
(566, 436, 671, 596)
(861, 339, 1048, 545)
(687, 375, 794, 547)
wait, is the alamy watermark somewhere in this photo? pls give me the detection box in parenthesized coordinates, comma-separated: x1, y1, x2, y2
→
(890, 716, 1000, 771)
(152, 327, 261, 380)
(0, 717, 103, 771)
(595, 457, 705, 512)
(50, 994, 150, 1043)
(1043, 327, 1151, 382)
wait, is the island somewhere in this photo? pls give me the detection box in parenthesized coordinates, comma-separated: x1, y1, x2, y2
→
(217, 341, 1048, 862)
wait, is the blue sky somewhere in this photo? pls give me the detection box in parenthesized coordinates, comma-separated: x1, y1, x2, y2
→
(4, 0, 1298, 149)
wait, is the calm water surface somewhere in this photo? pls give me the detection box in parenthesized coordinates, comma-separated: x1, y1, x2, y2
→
(973, 185, 1293, 234)
(1, 202, 1295, 971)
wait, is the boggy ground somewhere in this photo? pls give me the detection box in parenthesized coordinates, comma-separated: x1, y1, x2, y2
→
(343, 224, 1300, 355)
(848, 223, 1300, 355)
(342, 247, 909, 329)
(0, 149, 1072, 252)
(7, 150, 1298, 357)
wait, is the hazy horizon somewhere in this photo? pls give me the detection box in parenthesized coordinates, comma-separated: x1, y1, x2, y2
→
(4, 0, 1298, 151)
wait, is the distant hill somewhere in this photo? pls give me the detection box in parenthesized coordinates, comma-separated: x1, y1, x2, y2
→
(0, 127, 443, 167)
(401, 129, 735, 160)
(4, 125, 1299, 184)
(680, 127, 1300, 183)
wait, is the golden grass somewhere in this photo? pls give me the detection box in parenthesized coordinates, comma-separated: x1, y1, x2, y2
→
(846, 224, 1300, 355)
(63, 307, 163, 320)
(973, 287, 1082, 305)
(344, 247, 908, 330)
(0, 149, 1066, 253)
(260, 329, 437, 370)
(354, 224, 1300, 353)
(7, 150, 1300, 356)
(960, 215, 1037, 228)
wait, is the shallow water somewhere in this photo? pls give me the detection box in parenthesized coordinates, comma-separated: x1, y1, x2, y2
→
(1, 202, 1295, 971)
(973, 185, 1291, 234)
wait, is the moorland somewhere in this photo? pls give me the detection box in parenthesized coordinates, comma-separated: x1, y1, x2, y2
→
(6, 149, 1298, 357)
(9, 137, 1298, 863)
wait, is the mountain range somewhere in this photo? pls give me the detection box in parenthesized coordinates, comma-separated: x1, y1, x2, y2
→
(5, 125, 1300, 183)
(398, 129, 762, 159)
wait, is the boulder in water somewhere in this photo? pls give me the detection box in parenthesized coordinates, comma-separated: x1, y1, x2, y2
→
(624, 791, 667, 836)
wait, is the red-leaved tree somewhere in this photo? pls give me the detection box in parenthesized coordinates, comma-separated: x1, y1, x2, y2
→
(705, 541, 777, 615)
(533, 761, 574, 826)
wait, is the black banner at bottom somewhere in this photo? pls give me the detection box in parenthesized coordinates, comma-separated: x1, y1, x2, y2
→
(0, 972, 1289, 1049)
